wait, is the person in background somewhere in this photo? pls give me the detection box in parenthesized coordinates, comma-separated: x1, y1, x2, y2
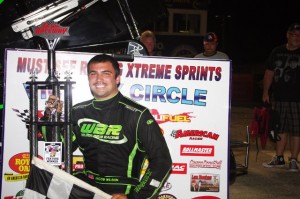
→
(194, 32, 229, 59)
(262, 22, 300, 172)
(139, 30, 157, 56)
(72, 54, 172, 198)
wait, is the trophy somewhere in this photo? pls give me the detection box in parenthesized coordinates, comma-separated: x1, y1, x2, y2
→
(44, 95, 64, 122)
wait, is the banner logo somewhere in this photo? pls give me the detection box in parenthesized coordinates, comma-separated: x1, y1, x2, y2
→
(150, 109, 194, 124)
(180, 145, 214, 156)
(161, 181, 172, 192)
(191, 173, 220, 192)
(157, 194, 177, 199)
(190, 160, 222, 169)
(5, 153, 42, 182)
(171, 129, 219, 140)
(171, 163, 187, 174)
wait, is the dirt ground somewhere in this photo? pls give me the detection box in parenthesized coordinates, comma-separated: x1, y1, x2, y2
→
(230, 106, 300, 199)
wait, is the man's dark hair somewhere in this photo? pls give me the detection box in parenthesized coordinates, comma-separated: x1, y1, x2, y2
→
(87, 54, 120, 77)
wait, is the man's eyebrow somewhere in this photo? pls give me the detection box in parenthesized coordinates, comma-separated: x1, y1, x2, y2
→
(88, 70, 113, 74)
(101, 70, 113, 74)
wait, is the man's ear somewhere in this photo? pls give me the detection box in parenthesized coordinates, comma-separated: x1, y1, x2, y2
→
(116, 75, 121, 85)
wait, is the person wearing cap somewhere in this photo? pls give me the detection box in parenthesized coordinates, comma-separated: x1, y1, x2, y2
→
(139, 30, 157, 56)
(194, 32, 229, 59)
(262, 22, 300, 172)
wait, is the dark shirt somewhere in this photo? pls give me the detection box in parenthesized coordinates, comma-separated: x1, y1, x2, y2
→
(265, 44, 300, 101)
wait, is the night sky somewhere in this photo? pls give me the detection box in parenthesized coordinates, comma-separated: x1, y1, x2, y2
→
(208, 0, 300, 72)
(0, 0, 299, 73)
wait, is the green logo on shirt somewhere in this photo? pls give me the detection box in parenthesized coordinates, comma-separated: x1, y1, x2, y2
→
(78, 118, 127, 144)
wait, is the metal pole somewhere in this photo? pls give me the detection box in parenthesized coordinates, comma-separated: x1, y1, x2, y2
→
(29, 83, 38, 159)
(116, 0, 134, 39)
(64, 81, 73, 173)
(45, 38, 60, 83)
(46, 49, 58, 83)
(52, 83, 61, 142)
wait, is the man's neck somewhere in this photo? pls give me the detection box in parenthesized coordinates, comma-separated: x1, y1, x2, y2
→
(203, 51, 217, 57)
(286, 43, 300, 51)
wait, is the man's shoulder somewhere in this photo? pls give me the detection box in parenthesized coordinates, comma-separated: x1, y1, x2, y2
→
(72, 99, 93, 110)
(270, 44, 287, 53)
(194, 53, 204, 58)
(194, 52, 229, 60)
(216, 51, 229, 59)
(119, 94, 148, 113)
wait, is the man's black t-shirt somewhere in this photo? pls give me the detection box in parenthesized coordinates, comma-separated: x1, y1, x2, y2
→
(265, 45, 300, 101)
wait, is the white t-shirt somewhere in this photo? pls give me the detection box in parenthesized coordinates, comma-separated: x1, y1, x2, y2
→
(194, 51, 229, 60)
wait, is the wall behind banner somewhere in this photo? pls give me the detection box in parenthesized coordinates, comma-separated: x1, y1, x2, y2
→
(1, 49, 231, 199)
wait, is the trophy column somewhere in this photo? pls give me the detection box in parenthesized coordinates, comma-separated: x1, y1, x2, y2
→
(27, 25, 75, 174)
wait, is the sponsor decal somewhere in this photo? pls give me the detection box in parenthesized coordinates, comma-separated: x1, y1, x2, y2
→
(78, 118, 127, 144)
(171, 163, 187, 174)
(73, 155, 84, 171)
(128, 41, 144, 55)
(3, 189, 24, 199)
(180, 145, 214, 156)
(189, 159, 222, 169)
(32, 20, 70, 40)
(150, 109, 194, 124)
(44, 142, 62, 165)
(140, 159, 149, 178)
(171, 129, 219, 140)
(5, 152, 42, 182)
(191, 173, 220, 192)
(156, 193, 177, 199)
(135, 170, 152, 192)
(161, 181, 172, 192)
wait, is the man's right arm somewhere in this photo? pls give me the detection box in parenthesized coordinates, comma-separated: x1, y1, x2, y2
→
(262, 69, 274, 103)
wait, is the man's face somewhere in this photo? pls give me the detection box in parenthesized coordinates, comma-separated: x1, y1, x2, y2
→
(141, 37, 155, 55)
(88, 61, 120, 100)
(287, 30, 300, 49)
(203, 41, 218, 56)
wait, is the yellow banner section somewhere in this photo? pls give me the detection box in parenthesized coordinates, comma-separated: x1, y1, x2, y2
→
(4, 173, 29, 182)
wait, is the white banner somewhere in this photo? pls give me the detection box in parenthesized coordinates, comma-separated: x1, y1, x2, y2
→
(1, 49, 231, 199)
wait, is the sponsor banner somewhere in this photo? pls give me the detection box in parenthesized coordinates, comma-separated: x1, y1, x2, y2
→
(1, 49, 230, 198)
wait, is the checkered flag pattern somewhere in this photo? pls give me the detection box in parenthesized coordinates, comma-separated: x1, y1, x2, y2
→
(12, 108, 30, 123)
(24, 157, 111, 199)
